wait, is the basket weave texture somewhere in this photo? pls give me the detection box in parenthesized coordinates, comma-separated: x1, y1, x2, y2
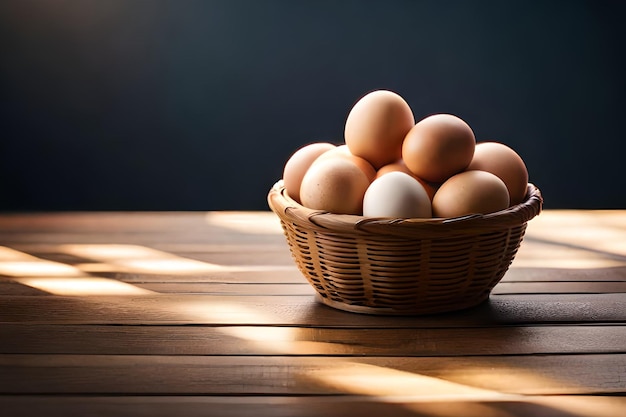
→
(268, 180, 543, 315)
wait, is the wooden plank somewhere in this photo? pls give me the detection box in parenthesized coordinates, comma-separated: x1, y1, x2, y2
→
(0, 245, 292, 265)
(0, 212, 275, 234)
(107, 282, 314, 295)
(502, 266, 626, 282)
(111, 269, 303, 284)
(1, 353, 624, 395)
(2, 266, 625, 286)
(2, 256, 626, 285)
(4, 272, 625, 288)
(134, 281, 626, 295)
(1, 294, 625, 326)
(5, 242, 291, 254)
(493, 281, 626, 294)
(3, 266, 625, 286)
(0, 281, 50, 296)
(2, 395, 625, 417)
(0, 268, 304, 285)
(0, 212, 207, 231)
(38, 281, 626, 295)
(1, 324, 625, 356)
(11, 248, 295, 267)
(0, 230, 286, 246)
(0, 212, 287, 247)
(6, 280, 624, 296)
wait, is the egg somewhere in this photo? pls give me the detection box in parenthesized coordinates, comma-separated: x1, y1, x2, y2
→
(376, 159, 437, 200)
(402, 114, 475, 183)
(300, 157, 371, 215)
(283, 142, 336, 203)
(344, 90, 415, 169)
(315, 144, 377, 182)
(363, 171, 432, 218)
(466, 142, 529, 206)
(432, 170, 510, 218)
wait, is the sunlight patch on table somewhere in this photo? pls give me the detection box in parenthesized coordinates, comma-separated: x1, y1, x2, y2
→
(513, 241, 626, 269)
(205, 211, 284, 235)
(377, 396, 623, 417)
(440, 360, 579, 395)
(220, 325, 298, 352)
(308, 361, 514, 400)
(0, 246, 83, 277)
(73, 263, 120, 273)
(60, 244, 294, 275)
(0, 246, 40, 261)
(0, 261, 84, 277)
(512, 258, 626, 269)
(171, 299, 300, 350)
(526, 211, 626, 258)
(166, 291, 596, 408)
(13, 276, 154, 296)
(170, 298, 549, 401)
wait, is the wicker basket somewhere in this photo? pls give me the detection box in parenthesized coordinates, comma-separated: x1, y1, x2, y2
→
(267, 180, 543, 315)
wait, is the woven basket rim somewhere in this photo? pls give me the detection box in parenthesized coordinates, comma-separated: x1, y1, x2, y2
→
(268, 179, 543, 237)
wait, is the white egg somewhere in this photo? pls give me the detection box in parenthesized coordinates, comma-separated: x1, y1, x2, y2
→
(363, 171, 432, 218)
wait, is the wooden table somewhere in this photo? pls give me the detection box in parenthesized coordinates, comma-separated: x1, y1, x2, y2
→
(1, 211, 625, 416)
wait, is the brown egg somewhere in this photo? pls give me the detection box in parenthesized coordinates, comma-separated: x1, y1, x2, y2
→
(376, 159, 437, 200)
(344, 90, 415, 169)
(300, 157, 371, 215)
(402, 114, 476, 183)
(283, 142, 336, 203)
(466, 142, 529, 206)
(432, 170, 510, 218)
(316, 144, 377, 182)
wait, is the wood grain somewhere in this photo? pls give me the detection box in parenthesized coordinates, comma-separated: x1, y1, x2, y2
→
(3, 279, 625, 296)
(1, 324, 625, 356)
(2, 395, 625, 417)
(1, 353, 624, 395)
(1, 294, 625, 326)
(1, 211, 625, 417)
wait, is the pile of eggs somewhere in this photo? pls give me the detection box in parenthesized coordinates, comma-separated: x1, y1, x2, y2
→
(282, 90, 529, 218)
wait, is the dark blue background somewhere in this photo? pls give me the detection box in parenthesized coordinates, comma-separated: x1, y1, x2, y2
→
(1, 0, 624, 210)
